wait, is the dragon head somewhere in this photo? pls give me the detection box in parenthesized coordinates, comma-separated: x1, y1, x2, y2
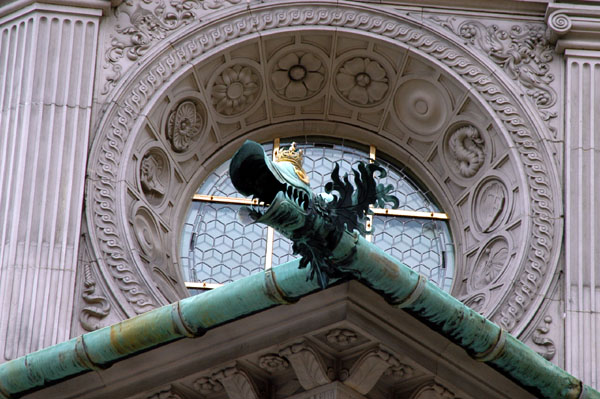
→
(230, 140, 398, 288)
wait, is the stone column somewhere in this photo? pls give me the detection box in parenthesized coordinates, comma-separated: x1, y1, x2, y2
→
(547, 4, 600, 388)
(0, 1, 107, 361)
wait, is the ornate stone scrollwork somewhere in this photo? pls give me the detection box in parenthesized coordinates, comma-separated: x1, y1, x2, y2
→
(146, 385, 184, 399)
(344, 348, 413, 394)
(446, 125, 485, 178)
(335, 57, 388, 106)
(394, 78, 450, 136)
(325, 328, 358, 347)
(166, 100, 206, 153)
(79, 262, 111, 332)
(258, 353, 290, 374)
(429, 17, 557, 124)
(280, 341, 331, 390)
(211, 64, 261, 116)
(463, 292, 487, 313)
(271, 50, 326, 101)
(472, 178, 509, 234)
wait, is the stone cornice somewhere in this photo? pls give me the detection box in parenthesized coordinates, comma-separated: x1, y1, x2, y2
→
(546, 3, 600, 53)
(0, 0, 110, 22)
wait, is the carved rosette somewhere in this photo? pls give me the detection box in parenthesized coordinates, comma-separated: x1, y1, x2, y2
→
(166, 99, 206, 153)
(271, 50, 326, 101)
(335, 57, 389, 106)
(193, 376, 223, 395)
(258, 353, 290, 374)
(211, 63, 261, 116)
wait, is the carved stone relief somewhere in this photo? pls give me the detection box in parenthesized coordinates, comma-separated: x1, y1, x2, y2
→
(326, 328, 358, 347)
(393, 78, 451, 136)
(193, 376, 224, 395)
(212, 365, 261, 399)
(271, 49, 326, 101)
(335, 57, 389, 106)
(88, 3, 561, 338)
(139, 148, 171, 208)
(470, 236, 510, 292)
(258, 353, 290, 374)
(343, 348, 413, 394)
(101, 0, 245, 95)
(80, 262, 112, 332)
(472, 178, 509, 234)
(166, 99, 206, 153)
(532, 315, 556, 361)
(427, 16, 559, 133)
(210, 63, 261, 116)
(446, 125, 485, 179)
(280, 341, 332, 390)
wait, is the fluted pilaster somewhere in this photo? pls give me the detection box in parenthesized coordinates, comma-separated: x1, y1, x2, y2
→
(564, 49, 600, 388)
(0, 3, 102, 361)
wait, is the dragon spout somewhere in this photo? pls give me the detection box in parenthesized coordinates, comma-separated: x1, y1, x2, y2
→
(230, 140, 397, 288)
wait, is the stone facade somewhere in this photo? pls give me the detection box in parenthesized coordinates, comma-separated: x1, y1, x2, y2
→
(0, 0, 599, 396)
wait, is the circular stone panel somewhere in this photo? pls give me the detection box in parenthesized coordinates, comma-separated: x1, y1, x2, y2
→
(394, 78, 450, 136)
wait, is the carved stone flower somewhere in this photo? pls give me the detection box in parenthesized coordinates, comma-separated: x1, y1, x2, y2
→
(167, 100, 203, 152)
(212, 65, 260, 116)
(335, 57, 388, 105)
(258, 354, 289, 373)
(271, 52, 325, 100)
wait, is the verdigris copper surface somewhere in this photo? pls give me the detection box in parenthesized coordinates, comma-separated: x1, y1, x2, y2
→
(229, 140, 398, 288)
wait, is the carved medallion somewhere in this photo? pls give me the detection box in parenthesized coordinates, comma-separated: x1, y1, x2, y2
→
(271, 50, 325, 101)
(166, 100, 206, 153)
(211, 64, 261, 116)
(335, 57, 389, 106)
(326, 328, 358, 347)
(394, 78, 450, 136)
(473, 178, 509, 233)
(446, 125, 486, 178)
(471, 237, 509, 291)
(139, 148, 170, 207)
(133, 207, 162, 261)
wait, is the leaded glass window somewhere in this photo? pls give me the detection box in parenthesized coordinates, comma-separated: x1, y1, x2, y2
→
(180, 138, 454, 294)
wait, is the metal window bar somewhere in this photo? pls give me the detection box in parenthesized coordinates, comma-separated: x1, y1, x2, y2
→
(184, 140, 449, 291)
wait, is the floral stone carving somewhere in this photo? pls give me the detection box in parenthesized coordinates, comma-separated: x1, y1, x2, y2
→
(447, 125, 485, 178)
(335, 57, 388, 106)
(166, 100, 205, 152)
(326, 328, 358, 347)
(429, 17, 557, 124)
(272, 51, 325, 100)
(258, 353, 290, 373)
(211, 64, 260, 116)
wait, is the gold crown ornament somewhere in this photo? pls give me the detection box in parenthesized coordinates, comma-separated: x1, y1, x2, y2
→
(275, 142, 310, 184)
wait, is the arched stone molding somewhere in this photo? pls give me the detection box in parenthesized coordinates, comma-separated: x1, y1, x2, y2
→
(86, 1, 562, 337)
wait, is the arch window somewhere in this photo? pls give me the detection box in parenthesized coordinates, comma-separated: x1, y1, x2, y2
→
(180, 138, 454, 294)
